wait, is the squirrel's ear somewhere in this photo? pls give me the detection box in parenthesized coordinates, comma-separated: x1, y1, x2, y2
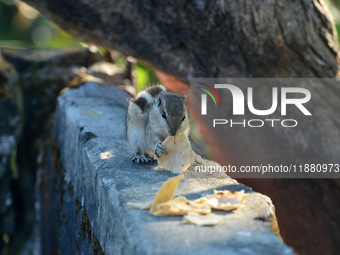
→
(182, 95, 186, 102)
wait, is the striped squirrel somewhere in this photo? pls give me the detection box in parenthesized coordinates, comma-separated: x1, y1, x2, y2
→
(127, 85, 189, 164)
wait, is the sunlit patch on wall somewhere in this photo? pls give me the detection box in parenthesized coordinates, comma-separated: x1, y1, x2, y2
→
(100, 151, 113, 160)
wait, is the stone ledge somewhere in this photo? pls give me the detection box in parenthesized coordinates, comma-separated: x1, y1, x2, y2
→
(55, 82, 293, 254)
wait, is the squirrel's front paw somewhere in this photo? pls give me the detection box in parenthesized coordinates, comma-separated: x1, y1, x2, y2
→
(154, 142, 167, 158)
(132, 156, 152, 164)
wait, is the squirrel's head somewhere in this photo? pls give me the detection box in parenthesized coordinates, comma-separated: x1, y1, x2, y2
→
(156, 92, 189, 136)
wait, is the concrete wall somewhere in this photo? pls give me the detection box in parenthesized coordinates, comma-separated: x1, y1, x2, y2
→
(44, 81, 294, 255)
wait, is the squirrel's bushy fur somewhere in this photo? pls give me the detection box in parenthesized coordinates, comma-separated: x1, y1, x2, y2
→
(127, 85, 189, 164)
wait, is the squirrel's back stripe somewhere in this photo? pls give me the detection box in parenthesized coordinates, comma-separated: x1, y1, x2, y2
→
(134, 97, 147, 112)
(148, 86, 164, 97)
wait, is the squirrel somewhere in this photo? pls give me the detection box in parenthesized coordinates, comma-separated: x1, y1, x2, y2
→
(127, 85, 189, 164)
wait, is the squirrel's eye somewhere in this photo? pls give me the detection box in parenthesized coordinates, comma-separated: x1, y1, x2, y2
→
(182, 116, 185, 122)
(162, 111, 167, 119)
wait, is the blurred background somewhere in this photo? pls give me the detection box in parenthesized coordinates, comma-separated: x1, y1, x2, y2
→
(0, 0, 161, 91)
(1, 0, 340, 90)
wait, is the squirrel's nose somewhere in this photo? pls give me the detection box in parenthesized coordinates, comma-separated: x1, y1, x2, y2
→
(169, 123, 180, 136)
(169, 130, 176, 136)
(169, 128, 177, 136)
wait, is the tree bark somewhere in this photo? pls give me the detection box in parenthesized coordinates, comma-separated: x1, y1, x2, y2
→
(24, 0, 339, 80)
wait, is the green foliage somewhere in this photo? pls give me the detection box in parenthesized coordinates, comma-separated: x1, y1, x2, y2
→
(336, 24, 340, 39)
(2, 234, 9, 245)
(136, 62, 160, 91)
(0, 0, 160, 89)
(9, 149, 18, 179)
(0, 0, 80, 48)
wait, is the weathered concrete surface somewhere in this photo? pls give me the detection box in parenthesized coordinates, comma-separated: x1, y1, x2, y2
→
(0, 47, 106, 255)
(55, 82, 293, 254)
(0, 47, 138, 254)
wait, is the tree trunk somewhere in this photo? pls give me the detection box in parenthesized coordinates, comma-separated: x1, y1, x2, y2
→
(24, 0, 339, 80)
